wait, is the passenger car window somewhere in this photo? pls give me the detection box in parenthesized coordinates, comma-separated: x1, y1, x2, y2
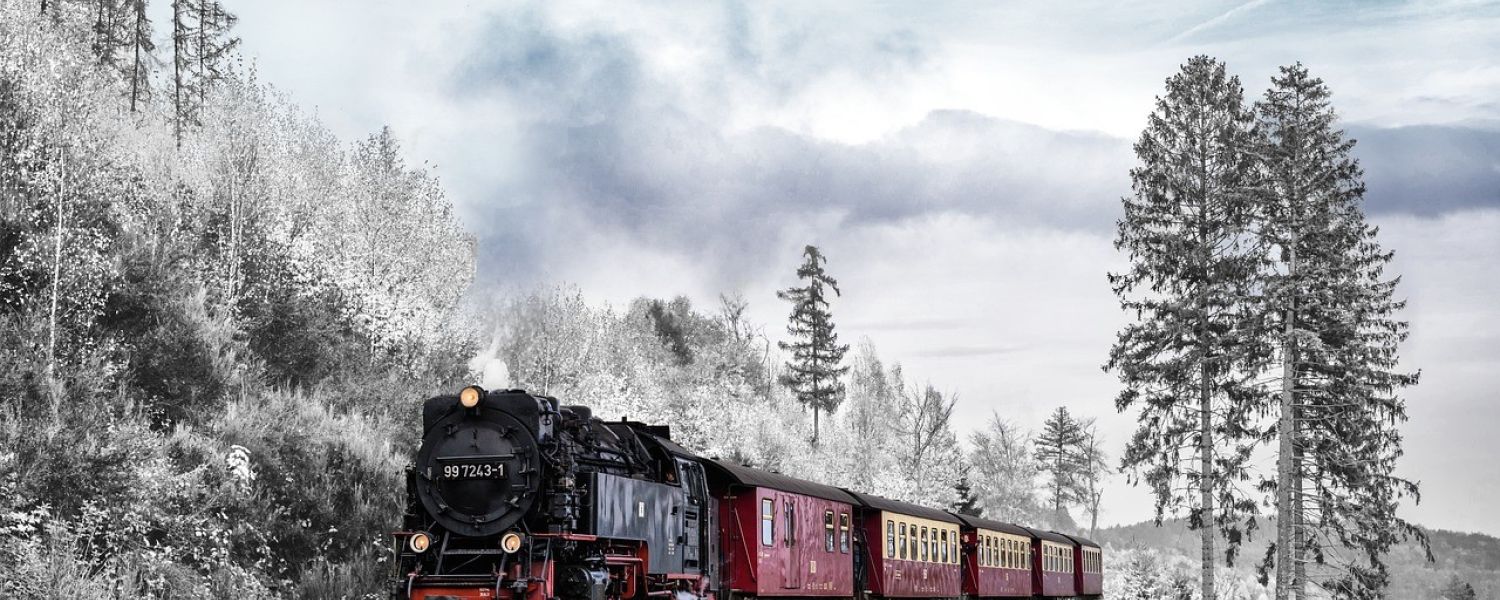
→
(886, 520, 895, 558)
(839, 512, 850, 553)
(760, 499, 773, 547)
(824, 510, 835, 552)
(899, 523, 907, 559)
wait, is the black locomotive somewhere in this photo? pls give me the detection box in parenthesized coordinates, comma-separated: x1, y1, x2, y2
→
(393, 386, 716, 600)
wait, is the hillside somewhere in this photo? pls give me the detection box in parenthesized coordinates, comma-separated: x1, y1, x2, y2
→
(1095, 519, 1500, 599)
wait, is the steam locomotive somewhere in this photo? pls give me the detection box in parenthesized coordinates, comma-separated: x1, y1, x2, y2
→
(391, 386, 1104, 600)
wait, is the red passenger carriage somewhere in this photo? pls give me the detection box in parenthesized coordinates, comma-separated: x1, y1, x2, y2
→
(953, 514, 1034, 598)
(846, 491, 962, 599)
(703, 460, 857, 597)
(1059, 533, 1104, 598)
(1032, 531, 1078, 597)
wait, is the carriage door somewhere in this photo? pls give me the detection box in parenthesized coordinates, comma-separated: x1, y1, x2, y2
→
(782, 495, 802, 589)
(676, 459, 708, 572)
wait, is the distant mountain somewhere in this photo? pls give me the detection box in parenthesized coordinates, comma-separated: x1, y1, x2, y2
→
(1094, 519, 1500, 599)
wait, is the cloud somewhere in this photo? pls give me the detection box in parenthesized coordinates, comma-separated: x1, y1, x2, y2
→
(1351, 124, 1500, 214)
(1167, 0, 1278, 44)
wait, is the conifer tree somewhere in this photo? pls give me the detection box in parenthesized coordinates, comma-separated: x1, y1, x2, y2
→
(1034, 406, 1085, 517)
(1107, 55, 1268, 600)
(126, 0, 151, 112)
(951, 468, 982, 517)
(1255, 62, 1425, 600)
(776, 244, 849, 445)
(171, 0, 237, 143)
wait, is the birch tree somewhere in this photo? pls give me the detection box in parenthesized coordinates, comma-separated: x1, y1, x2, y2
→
(1107, 55, 1268, 600)
(837, 340, 902, 494)
(892, 383, 962, 507)
(968, 413, 1040, 524)
(1076, 421, 1109, 538)
(1255, 62, 1425, 600)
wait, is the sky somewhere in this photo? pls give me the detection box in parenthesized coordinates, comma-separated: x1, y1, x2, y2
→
(221, 1, 1500, 535)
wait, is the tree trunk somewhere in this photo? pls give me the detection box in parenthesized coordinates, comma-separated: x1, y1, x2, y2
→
(1201, 361, 1216, 600)
(172, 0, 184, 146)
(1275, 248, 1296, 599)
(46, 155, 66, 419)
(1293, 414, 1307, 597)
(812, 405, 820, 447)
(130, 0, 143, 113)
(1089, 499, 1098, 539)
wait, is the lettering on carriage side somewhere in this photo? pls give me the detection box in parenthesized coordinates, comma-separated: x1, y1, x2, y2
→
(810, 560, 816, 574)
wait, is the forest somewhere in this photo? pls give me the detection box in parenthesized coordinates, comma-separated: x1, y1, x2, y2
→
(0, 1, 1484, 599)
(0, 2, 1094, 597)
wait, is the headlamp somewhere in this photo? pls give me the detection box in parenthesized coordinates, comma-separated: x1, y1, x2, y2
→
(459, 386, 484, 409)
(500, 531, 524, 554)
(408, 532, 432, 553)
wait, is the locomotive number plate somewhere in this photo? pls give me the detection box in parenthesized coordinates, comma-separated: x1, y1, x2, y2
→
(435, 459, 507, 480)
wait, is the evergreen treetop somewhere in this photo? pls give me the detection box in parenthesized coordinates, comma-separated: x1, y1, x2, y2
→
(1034, 406, 1086, 514)
(777, 244, 850, 445)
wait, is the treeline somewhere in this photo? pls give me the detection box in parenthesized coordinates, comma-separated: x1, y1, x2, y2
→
(1, 1, 473, 597)
(1106, 56, 1423, 600)
(479, 282, 1107, 533)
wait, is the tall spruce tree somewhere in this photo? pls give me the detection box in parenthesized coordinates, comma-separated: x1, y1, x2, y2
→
(777, 245, 849, 445)
(1255, 63, 1424, 600)
(1034, 406, 1086, 517)
(1107, 55, 1268, 600)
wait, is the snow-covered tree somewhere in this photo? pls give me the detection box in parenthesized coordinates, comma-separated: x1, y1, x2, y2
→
(1108, 55, 1269, 600)
(891, 383, 963, 507)
(834, 339, 903, 495)
(1077, 421, 1110, 538)
(969, 413, 1040, 524)
(776, 244, 850, 446)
